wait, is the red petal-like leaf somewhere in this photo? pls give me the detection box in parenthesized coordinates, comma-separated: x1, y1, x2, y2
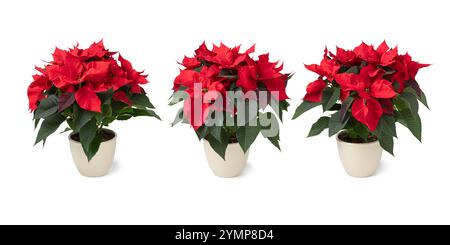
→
(113, 91, 131, 105)
(351, 97, 383, 131)
(75, 85, 101, 112)
(370, 79, 397, 99)
(303, 79, 327, 103)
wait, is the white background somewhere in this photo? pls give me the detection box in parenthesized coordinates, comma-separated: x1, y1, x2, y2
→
(0, 0, 448, 225)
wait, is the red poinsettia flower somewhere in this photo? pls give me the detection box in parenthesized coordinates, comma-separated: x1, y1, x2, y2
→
(303, 79, 327, 103)
(27, 73, 52, 111)
(174, 66, 225, 130)
(331, 46, 359, 65)
(305, 48, 340, 81)
(27, 41, 149, 113)
(335, 65, 397, 130)
(301, 41, 428, 132)
(172, 42, 290, 130)
(237, 54, 289, 100)
(193, 42, 255, 69)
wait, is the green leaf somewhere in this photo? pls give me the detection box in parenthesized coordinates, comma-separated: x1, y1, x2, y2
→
(195, 126, 209, 140)
(292, 101, 320, 119)
(98, 89, 114, 103)
(79, 119, 98, 160)
(58, 93, 75, 112)
(339, 97, 354, 123)
(117, 107, 134, 115)
(320, 87, 334, 111)
(259, 112, 281, 150)
(220, 127, 230, 145)
(308, 117, 330, 137)
(394, 96, 409, 111)
(59, 127, 72, 134)
(209, 126, 222, 142)
(34, 95, 58, 119)
(169, 90, 188, 106)
(34, 114, 66, 145)
(66, 118, 75, 130)
(236, 99, 258, 124)
(324, 88, 340, 111)
(84, 132, 102, 162)
(345, 66, 360, 74)
(398, 109, 422, 142)
(133, 108, 161, 120)
(34, 118, 41, 129)
(171, 108, 184, 126)
(279, 100, 290, 111)
(236, 125, 260, 153)
(117, 114, 132, 120)
(73, 107, 95, 133)
(418, 90, 429, 109)
(400, 92, 419, 114)
(269, 96, 289, 122)
(95, 104, 112, 123)
(131, 94, 155, 109)
(111, 101, 129, 115)
(206, 135, 228, 160)
(102, 116, 115, 126)
(404, 86, 429, 109)
(267, 136, 281, 151)
(329, 104, 342, 111)
(352, 122, 371, 140)
(329, 111, 349, 137)
(218, 69, 238, 79)
(375, 115, 397, 138)
(102, 103, 113, 117)
(260, 112, 280, 139)
(378, 132, 394, 156)
(94, 104, 112, 123)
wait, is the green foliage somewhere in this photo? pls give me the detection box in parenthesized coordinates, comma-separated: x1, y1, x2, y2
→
(79, 119, 99, 161)
(131, 94, 155, 109)
(292, 81, 427, 155)
(308, 117, 330, 137)
(32, 89, 159, 160)
(322, 87, 340, 111)
(34, 95, 58, 119)
(328, 111, 349, 137)
(292, 101, 320, 119)
(34, 114, 66, 145)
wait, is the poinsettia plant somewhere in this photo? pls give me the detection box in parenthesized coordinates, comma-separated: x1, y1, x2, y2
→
(293, 41, 429, 155)
(170, 42, 291, 158)
(28, 41, 159, 160)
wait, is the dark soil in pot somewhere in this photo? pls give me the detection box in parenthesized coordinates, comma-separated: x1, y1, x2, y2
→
(70, 129, 115, 142)
(338, 131, 378, 144)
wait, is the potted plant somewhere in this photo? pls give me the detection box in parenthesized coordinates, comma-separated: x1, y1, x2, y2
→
(293, 41, 429, 177)
(170, 42, 291, 177)
(28, 41, 160, 177)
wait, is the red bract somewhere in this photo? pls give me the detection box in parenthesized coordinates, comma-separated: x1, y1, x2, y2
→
(302, 41, 429, 131)
(173, 42, 290, 130)
(27, 40, 149, 112)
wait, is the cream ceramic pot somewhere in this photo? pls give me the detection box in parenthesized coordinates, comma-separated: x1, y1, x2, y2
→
(203, 140, 249, 178)
(69, 129, 116, 177)
(336, 132, 382, 177)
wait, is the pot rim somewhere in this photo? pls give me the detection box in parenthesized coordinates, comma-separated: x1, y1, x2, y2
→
(336, 130, 379, 146)
(204, 139, 239, 146)
(69, 128, 116, 143)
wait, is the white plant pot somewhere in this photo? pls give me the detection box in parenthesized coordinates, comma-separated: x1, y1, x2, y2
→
(69, 129, 116, 177)
(203, 140, 249, 178)
(336, 132, 382, 178)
